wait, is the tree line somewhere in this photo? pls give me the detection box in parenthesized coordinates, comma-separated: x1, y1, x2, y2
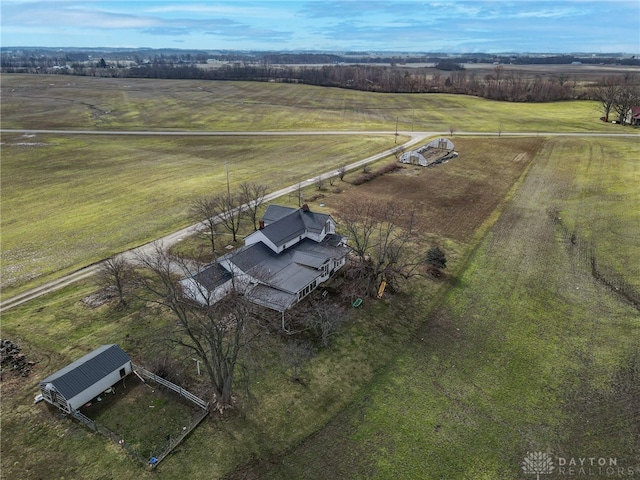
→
(592, 75, 640, 124)
(124, 63, 640, 104)
(3, 50, 639, 105)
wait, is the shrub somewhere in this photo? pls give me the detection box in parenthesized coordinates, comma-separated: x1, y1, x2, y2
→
(351, 162, 403, 185)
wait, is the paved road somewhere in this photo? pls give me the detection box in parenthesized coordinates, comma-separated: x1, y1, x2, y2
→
(2, 128, 416, 136)
(1, 127, 637, 312)
(0, 130, 429, 312)
(3, 128, 639, 138)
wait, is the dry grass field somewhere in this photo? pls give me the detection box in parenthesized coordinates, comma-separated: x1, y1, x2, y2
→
(1, 135, 549, 479)
(0, 133, 400, 297)
(1, 73, 624, 133)
(1, 74, 629, 298)
(459, 62, 640, 82)
(1, 74, 638, 479)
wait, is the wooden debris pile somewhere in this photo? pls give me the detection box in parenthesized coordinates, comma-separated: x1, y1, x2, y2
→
(1, 339, 34, 378)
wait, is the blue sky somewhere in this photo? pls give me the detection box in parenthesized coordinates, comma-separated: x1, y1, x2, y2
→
(2, 1, 639, 54)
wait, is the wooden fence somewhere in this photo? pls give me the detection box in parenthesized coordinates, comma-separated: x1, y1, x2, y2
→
(70, 409, 96, 431)
(150, 407, 209, 466)
(132, 364, 210, 468)
(132, 364, 210, 410)
(66, 366, 210, 469)
(70, 410, 146, 465)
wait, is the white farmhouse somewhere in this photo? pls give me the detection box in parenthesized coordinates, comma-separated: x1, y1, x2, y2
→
(181, 204, 350, 313)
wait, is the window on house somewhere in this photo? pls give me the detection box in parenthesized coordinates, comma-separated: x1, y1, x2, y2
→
(299, 282, 315, 300)
(119, 367, 126, 378)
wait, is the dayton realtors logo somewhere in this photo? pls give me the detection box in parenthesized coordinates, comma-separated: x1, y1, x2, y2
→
(522, 452, 636, 478)
(522, 452, 555, 480)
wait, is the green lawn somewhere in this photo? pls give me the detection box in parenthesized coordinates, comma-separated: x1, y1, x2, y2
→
(4, 137, 637, 479)
(229, 137, 640, 479)
(541, 138, 640, 291)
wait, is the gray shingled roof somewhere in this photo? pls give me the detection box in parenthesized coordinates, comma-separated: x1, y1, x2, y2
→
(40, 345, 130, 401)
(262, 204, 297, 224)
(260, 205, 331, 248)
(225, 237, 348, 295)
(192, 263, 232, 291)
(226, 242, 278, 272)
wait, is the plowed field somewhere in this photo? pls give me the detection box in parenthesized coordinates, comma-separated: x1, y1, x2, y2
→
(328, 136, 544, 241)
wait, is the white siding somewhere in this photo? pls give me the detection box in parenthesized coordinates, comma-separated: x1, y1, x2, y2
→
(245, 230, 279, 252)
(180, 278, 233, 305)
(66, 361, 132, 411)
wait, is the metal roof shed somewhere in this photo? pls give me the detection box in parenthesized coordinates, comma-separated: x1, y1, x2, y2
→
(39, 344, 132, 413)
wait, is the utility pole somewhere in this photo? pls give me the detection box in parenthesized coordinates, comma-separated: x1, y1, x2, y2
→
(192, 358, 201, 375)
(225, 161, 231, 198)
(395, 116, 399, 144)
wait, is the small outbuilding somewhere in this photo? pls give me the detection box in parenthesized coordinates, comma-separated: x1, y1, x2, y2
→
(399, 137, 456, 166)
(39, 344, 132, 413)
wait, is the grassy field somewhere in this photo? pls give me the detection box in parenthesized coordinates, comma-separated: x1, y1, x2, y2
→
(0, 133, 400, 297)
(1, 76, 639, 479)
(1, 75, 633, 297)
(540, 138, 640, 291)
(1, 74, 623, 133)
(1, 135, 550, 479)
(231, 137, 640, 479)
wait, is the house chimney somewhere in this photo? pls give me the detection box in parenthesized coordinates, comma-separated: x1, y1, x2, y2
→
(259, 220, 265, 229)
(302, 203, 309, 212)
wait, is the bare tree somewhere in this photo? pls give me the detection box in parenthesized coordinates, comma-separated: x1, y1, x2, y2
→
(209, 192, 243, 243)
(337, 165, 347, 181)
(336, 199, 426, 296)
(301, 300, 348, 348)
(99, 254, 134, 308)
(289, 182, 305, 207)
(190, 196, 219, 256)
(134, 244, 257, 408)
(315, 174, 326, 191)
(612, 76, 640, 124)
(593, 76, 621, 122)
(238, 182, 269, 231)
(281, 339, 314, 383)
(367, 201, 421, 293)
(335, 198, 378, 262)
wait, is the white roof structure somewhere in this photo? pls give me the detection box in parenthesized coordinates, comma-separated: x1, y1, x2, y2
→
(399, 138, 456, 167)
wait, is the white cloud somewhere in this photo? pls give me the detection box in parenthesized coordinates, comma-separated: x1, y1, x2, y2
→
(0, 0, 637, 52)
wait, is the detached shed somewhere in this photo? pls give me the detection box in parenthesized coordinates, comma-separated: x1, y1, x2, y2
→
(39, 344, 132, 413)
